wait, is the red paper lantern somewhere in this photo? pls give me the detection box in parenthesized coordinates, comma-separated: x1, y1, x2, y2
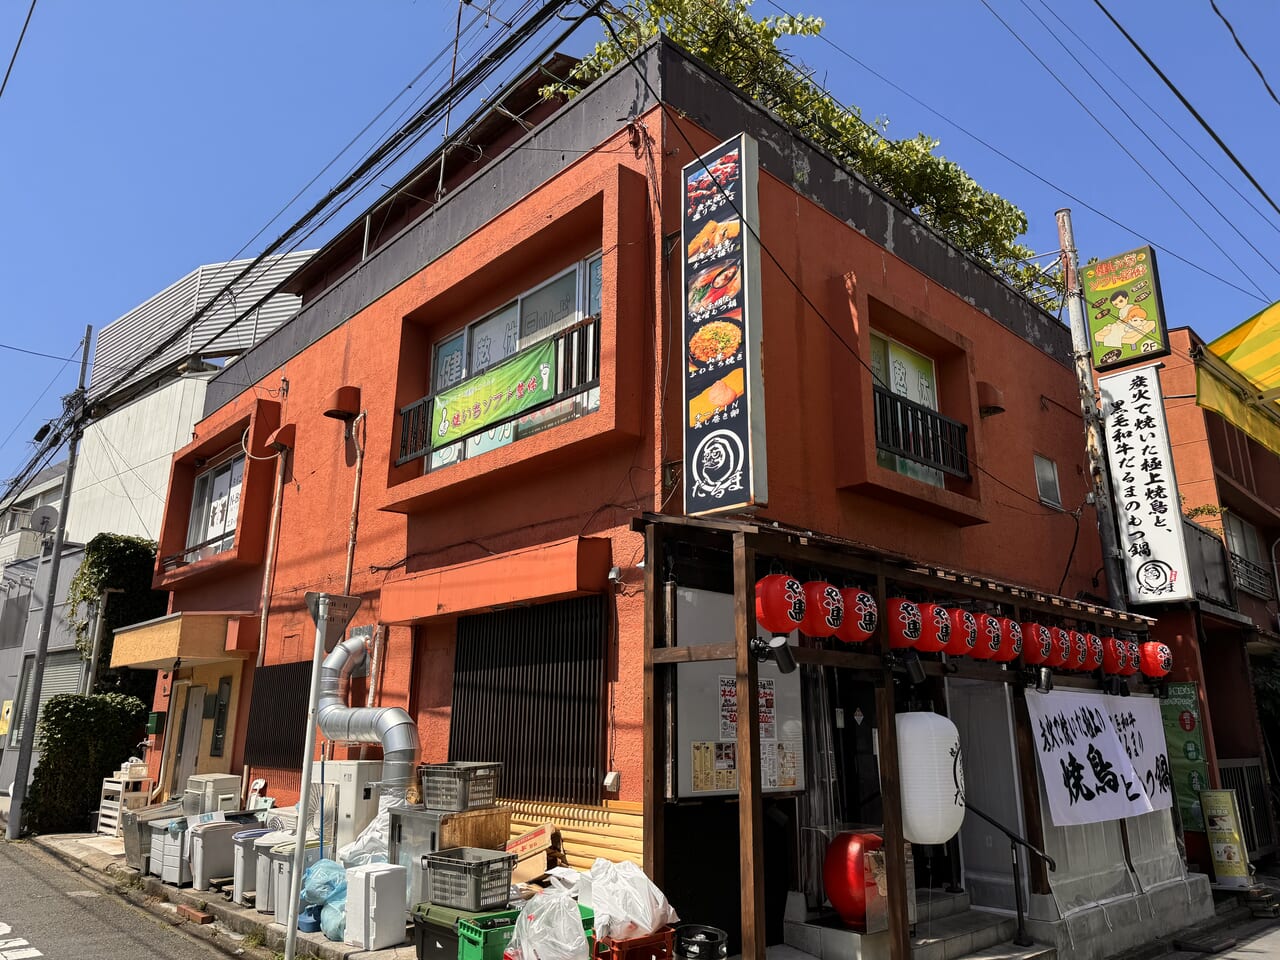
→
(1140, 641, 1173, 678)
(835, 589, 877, 644)
(973, 613, 1003, 660)
(1047, 628, 1071, 668)
(993, 618, 1022, 663)
(801, 581, 844, 637)
(1063, 631, 1088, 671)
(944, 608, 978, 656)
(1121, 640, 1141, 676)
(887, 598, 923, 649)
(823, 832, 884, 930)
(756, 575, 805, 637)
(916, 603, 952, 653)
(1102, 637, 1125, 674)
(1083, 634, 1103, 671)
(1021, 623, 1053, 665)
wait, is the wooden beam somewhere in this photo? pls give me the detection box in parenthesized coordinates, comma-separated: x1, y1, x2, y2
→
(874, 573, 911, 960)
(734, 533, 766, 960)
(651, 642, 737, 664)
(1011, 684, 1051, 894)
(642, 521, 665, 884)
(791, 646, 882, 671)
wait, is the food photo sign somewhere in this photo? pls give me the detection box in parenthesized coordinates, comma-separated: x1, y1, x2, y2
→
(1083, 245, 1171, 371)
(681, 133, 768, 516)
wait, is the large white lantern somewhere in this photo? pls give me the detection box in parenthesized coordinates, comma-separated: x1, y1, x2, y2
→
(896, 711, 965, 845)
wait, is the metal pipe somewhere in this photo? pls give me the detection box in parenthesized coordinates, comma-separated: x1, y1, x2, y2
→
(1011, 842, 1033, 947)
(257, 447, 288, 667)
(84, 587, 122, 695)
(342, 412, 366, 596)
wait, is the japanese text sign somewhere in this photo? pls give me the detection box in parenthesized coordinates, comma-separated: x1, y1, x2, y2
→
(1202, 790, 1252, 887)
(431, 338, 556, 450)
(1025, 689, 1172, 827)
(1083, 246, 1170, 371)
(1099, 364, 1194, 604)
(1160, 681, 1211, 831)
(681, 133, 768, 515)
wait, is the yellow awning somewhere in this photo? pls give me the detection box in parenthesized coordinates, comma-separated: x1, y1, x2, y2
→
(1209, 301, 1280, 403)
(1198, 304, 1280, 456)
(111, 612, 249, 670)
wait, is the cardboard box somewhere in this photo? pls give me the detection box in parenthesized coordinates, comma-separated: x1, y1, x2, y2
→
(505, 822, 562, 884)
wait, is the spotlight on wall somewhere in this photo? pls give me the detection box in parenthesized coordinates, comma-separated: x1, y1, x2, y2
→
(607, 566, 623, 583)
(750, 635, 798, 675)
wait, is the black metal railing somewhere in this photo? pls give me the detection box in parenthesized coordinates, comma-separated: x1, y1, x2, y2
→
(396, 317, 600, 467)
(966, 801, 1055, 947)
(873, 385, 970, 480)
(1231, 552, 1276, 600)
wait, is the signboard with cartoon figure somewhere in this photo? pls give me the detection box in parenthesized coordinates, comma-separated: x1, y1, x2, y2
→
(1083, 246, 1170, 371)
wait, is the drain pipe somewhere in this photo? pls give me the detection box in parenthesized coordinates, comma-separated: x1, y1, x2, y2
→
(342, 411, 366, 595)
(257, 438, 290, 667)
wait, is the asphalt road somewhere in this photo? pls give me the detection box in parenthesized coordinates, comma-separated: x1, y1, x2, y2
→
(0, 840, 232, 959)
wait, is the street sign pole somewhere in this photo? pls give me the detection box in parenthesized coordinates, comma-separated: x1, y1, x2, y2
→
(284, 591, 360, 960)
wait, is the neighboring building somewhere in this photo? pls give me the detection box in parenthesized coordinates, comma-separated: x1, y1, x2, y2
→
(121, 39, 1206, 960)
(0, 462, 66, 568)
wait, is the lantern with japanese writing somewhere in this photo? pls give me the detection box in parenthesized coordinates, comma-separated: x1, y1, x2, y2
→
(1047, 627, 1071, 668)
(801, 581, 844, 637)
(1120, 640, 1142, 676)
(993, 618, 1022, 663)
(916, 603, 952, 653)
(972, 613, 1003, 660)
(1102, 637, 1125, 674)
(1065, 631, 1089, 671)
(756, 575, 805, 638)
(823, 832, 884, 931)
(897, 711, 966, 844)
(1021, 623, 1053, 665)
(887, 598, 923, 649)
(1140, 641, 1173, 678)
(944, 608, 978, 656)
(835, 589, 877, 644)
(1083, 634, 1104, 671)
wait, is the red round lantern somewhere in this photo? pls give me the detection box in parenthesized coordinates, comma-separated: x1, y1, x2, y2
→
(993, 618, 1022, 663)
(1047, 628, 1071, 668)
(835, 589, 877, 644)
(1102, 637, 1125, 674)
(887, 598, 923, 649)
(1021, 623, 1053, 665)
(1120, 640, 1142, 676)
(823, 832, 885, 930)
(801, 581, 844, 637)
(916, 603, 952, 653)
(944, 608, 978, 656)
(1062, 631, 1087, 671)
(1140, 641, 1173, 678)
(1083, 634, 1103, 671)
(973, 613, 1003, 660)
(756, 575, 805, 636)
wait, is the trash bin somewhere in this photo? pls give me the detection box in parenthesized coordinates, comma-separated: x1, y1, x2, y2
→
(253, 830, 295, 914)
(233, 827, 273, 905)
(270, 838, 322, 927)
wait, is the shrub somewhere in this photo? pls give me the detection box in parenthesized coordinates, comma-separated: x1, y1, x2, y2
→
(24, 692, 147, 834)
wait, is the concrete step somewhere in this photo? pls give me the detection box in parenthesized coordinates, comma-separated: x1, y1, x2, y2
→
(915, 890, 972, 924)
(952, 945, 1055, 960)
(911, 909, 1018, 960)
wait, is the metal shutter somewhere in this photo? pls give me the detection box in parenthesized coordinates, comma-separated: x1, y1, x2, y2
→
(243, 661, 311, 768)
(8, 651, 84, 745)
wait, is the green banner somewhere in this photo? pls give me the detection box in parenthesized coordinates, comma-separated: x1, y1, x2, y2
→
(1160, 681, 1211, 832)
(431, 339, 556, 450)
(1082, 245, 1170, 371)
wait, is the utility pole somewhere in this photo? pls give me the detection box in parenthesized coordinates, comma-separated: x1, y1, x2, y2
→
(1056, 210, 1127, 609)
(7, 324, 92, 839)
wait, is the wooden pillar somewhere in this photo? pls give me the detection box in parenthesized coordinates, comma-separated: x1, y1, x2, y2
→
(874, 573, 911, 960)
(642, 521, 666, 883)
(733, 533, 765, 960)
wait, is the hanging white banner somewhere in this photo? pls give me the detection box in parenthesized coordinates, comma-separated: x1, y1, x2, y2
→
(1025, 689, 1155, 826)
(1098, 364, 1194, 603)
(1104, 694, 1173, 813)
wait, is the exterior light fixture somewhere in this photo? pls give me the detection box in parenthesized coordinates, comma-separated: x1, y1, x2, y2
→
(749, 634, 797, 675)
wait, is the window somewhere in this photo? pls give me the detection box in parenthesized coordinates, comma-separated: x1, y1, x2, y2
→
(184, 452, 245, 563)
(3, 508, 29, 534)
(8, 651, 83, 746)
(1223, 513, 1264, 566)
(870, 332, 945, 488)
(426, 254, 603, 471)
(1033, 454, 1062, 508)
(209, 676, 233, 758)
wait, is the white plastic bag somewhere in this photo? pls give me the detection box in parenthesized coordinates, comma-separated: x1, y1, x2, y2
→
(586, 859, 679, 941)
(338, 792, 408, 866)
(509, 889, 590, 960)
(545, 867, 590, 900)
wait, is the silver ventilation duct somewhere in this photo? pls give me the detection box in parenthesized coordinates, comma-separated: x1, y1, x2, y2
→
(316, 635, 418, 791)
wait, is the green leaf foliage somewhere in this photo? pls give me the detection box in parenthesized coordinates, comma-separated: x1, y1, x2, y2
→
(24, 692, 148, 834)
(545, 0, 1060, 306)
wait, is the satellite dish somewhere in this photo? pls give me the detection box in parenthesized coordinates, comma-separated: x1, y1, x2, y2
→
(27, 505, 59, 534)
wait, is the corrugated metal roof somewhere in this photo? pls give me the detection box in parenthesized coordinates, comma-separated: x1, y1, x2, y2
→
(89, 249, 315, 398)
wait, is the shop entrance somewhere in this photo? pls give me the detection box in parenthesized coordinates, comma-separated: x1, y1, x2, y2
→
(170, 683, 205, 794)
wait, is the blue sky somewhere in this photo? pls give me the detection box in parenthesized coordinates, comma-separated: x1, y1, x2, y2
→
(0, 0, 1276, 485)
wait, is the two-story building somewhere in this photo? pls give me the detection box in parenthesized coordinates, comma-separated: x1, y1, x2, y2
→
(121, 38, 1207, 960)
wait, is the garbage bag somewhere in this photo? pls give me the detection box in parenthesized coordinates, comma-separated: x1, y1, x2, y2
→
(338, 792, 408, 866)
(509, 889, 590, 960)
(586, 859, 679, 941)
(545, 867, 590, 900)
(321, 896, 347, 942)
(302, 858, 347, 905)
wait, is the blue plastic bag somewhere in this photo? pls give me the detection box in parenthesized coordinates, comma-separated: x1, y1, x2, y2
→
(302, 858, 347, 905)
(321, 897, 347, 942)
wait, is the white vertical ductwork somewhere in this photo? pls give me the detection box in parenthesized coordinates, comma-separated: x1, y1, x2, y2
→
(316, 635, 418, 792)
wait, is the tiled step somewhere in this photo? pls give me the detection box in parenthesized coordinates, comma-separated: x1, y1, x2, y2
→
(911, 909, 1018, 960)
(915, 889, 971, 924)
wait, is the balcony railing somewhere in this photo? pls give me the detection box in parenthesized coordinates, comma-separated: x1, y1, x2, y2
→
(873, 385, 970, 480)
(397, 317, 600, 467)
(1231, 552, 1276, 600)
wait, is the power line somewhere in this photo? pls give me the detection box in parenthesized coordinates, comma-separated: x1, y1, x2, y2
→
(1209, 0, 1280, 110)
(0, 0, 37, 102)
(0, 342, 79, 460)
(1093, 0, 1280, 223)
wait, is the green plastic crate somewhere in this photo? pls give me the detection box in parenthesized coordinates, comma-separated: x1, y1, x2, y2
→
(458, 903, 595, 960)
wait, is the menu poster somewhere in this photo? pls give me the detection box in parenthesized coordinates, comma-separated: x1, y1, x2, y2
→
(1201, 789, 1252, 888)
(681, 133, 767, 516)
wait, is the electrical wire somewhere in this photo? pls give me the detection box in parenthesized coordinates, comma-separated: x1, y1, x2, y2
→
(0, 341, 78, 458)
(1208, 0, 1280, 110)
(0, 0, 36, 102)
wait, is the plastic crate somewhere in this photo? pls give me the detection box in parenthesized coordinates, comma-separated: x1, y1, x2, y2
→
(459, 903, 595, 960)
(419, 762, 502, 812)
(596, 926, 675, 960)
(425, 846, 517, 912)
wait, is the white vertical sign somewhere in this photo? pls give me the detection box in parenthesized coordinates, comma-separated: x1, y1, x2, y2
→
(1099, 364, 1193, 603)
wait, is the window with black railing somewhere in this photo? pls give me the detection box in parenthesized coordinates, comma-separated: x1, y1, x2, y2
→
(397, 255, 603, 469)
(182, 451, 244, 563)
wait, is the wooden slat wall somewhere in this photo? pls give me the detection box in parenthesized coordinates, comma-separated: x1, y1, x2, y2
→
(501, 799, 643, 870)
